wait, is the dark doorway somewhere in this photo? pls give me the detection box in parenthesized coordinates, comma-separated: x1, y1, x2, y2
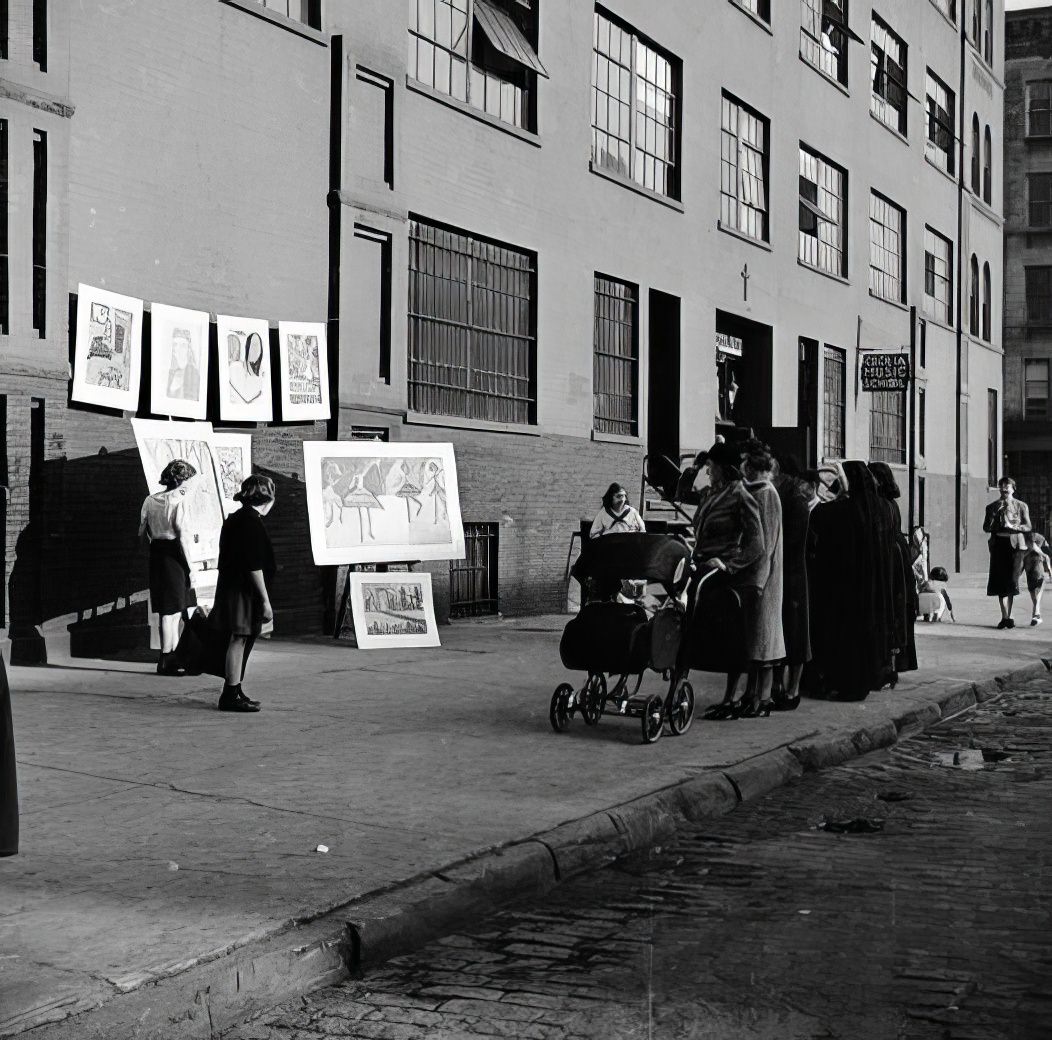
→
(715, 310, 772, 434)
(647, 290, 681, 493)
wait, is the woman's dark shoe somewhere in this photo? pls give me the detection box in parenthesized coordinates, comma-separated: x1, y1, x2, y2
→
(1006, 618, 1016, 629)
(237, 689, 261, 708)
(218, 684, 260, 713)
(156, 653, 184, 676)
(773, 691, 801, 712)
(736, 697, 773, 719)
(996, 618, 1009, 629)
(703, 699, 738, 721)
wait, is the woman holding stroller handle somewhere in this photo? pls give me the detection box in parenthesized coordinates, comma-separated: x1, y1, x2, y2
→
(139, 459, 198, 676)
(589, 483, 645, 538)
(983, 477, 1031, 629)
(212, 474, 277, 713)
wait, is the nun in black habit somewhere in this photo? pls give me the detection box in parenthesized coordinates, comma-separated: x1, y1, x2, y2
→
(805, 460, 899, 700)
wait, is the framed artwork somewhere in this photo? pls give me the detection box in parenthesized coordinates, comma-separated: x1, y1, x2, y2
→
(211, 432, 253, 515)
(278, 320, 330, 421)
(130, 418, 225, 564)
(72, 283, 144, 411)
(149, 303, 211, 420)
(302, 441, 466, 565)
(216, 315, 274, 422)
(349, 572, 440, 649)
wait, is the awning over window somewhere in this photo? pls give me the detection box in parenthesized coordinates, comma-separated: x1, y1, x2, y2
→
(473, 0, 549, 78)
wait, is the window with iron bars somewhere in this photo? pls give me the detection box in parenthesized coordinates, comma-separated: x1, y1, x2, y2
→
(1025, 359, 1050, 421)
(720, 93, 768, 242)
(924, 226, 953, 324)
(593, 275, 638, 437)
(449, 522, 499, 618)
(925, 70, 955, 174)
(1027, 82, 1052, 138)
(801, 0, 849, 87)
(869, 191, 905, 304)
(871, 15, 907, 136)
(408, 217, 536, 425)
(1026, 267, 1052, 325)
(591, 7, 680, 200)
(1029, 173, 1052, 228)
(869, 389, 906, 464)
(823, 345, 846, 459)
(799, 145, 847, 279)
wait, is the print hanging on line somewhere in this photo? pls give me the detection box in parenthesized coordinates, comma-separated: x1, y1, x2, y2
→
(278, 320, 330, 421)
(130, 418, 225, 564)
(212, 431, 253, 516)
(349, 572, 441, 649)
(150, 303, 211, 420)
(216, 315, 273, 422)
(72, 283, 144, 411)
(302, 441, 466, 565)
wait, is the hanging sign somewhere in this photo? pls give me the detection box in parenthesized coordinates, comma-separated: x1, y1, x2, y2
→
(715, 332, 743, 357)
(860, 352, 910, 391)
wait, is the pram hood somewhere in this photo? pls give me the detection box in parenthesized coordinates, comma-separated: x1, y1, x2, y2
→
(572, 533, 691, 588)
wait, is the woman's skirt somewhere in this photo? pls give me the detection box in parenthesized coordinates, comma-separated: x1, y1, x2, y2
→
(987, 537, 1023, 597)
(212, 570, 264, 637)
(149, 539, 195, 615)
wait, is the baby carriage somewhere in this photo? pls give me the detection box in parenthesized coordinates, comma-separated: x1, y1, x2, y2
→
(550, 532, 710, 744)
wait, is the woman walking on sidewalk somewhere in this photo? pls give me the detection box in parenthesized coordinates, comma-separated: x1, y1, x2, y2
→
(983, 477, 1031, 629)
(212, 475, 277, 713)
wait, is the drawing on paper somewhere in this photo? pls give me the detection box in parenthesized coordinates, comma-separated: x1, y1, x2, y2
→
(303, 442, 465, 566)
(227, 331, 266, 405)
(216, 315, 273, 422)
(86, 302, 134, 390)
(73, 284, 144, 411)
(165, 327, 202, 402)
(278, 321, 329, 421)
(150, 303, 211, 420)
(211, 432, 253, 515)
(348, 572, 440, 649)
(287, 334, 322, 407)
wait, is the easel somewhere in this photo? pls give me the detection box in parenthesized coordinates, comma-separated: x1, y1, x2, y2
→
(333, 560, 420, 640)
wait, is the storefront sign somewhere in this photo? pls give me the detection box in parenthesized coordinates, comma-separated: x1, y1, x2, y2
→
(716, 332, 743, 357)
(860, 352, 910, 391)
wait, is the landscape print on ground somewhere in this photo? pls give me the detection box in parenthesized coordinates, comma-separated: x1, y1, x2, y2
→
(349, 572, 440, 648)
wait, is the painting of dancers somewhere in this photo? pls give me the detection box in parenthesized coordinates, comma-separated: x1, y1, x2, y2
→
(149, 303, 211, 420)
(349, 573, 440, 649)
(72, 283, 144, 412)
(278, 320, 330, 421)
(216, 315, 274, 422)
(302, 441, 465, 565)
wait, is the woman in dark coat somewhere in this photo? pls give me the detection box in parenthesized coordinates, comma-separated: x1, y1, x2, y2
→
(1, 656, 17, 857)
(212, 474, 277, 713)
(983, 476, 1032, 629)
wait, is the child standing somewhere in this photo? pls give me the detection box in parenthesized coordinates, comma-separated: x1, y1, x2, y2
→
(1022, 532, 1052, 626)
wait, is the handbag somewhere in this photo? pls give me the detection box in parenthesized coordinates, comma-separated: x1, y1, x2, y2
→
(175, 609, 228, 678)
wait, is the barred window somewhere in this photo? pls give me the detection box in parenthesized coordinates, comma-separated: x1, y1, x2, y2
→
(871, 15, 907, 136)
(923, 226, 953, 324)
(734, 0, 770, 21)
(720, 93, 768, 242)
(869, 389, 906, 464)
(925, 70, 955, 174)
(1027, 267, 1052, 325)
(1029, 173, 1052, 228)
(1027, 82, 1052, 138)
(823, 346, 846, 460)
(593, 275, 638, 437)
(408, 0, 546, 133)
(591, 8, 680, 199)
(799, 145, 846, 278)
(869, 192, 905, 304)
(801, 0, 849, 86)
(1025, 359, 1050, 420)
(408, 217, 536, 425)
(449, 522, 499, 618)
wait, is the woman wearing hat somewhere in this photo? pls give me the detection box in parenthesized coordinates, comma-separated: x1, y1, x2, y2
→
(139, 459, 198, 675)
(212, 474, 277, 713)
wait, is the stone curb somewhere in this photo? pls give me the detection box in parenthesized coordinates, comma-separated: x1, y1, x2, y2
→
(20, 657, 1051, 1040)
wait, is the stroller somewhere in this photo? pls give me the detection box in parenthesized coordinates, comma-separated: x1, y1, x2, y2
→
(551, 532, 711, 744)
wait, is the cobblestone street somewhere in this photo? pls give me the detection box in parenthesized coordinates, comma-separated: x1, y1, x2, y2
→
(229, 677, 1052, 1040)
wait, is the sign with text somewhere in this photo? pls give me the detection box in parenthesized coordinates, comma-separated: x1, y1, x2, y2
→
(860, 352, 910, 392)
(715, 332, 743, 357)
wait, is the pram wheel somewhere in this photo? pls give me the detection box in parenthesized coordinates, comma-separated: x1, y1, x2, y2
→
(641, 694, 664, 744)
(580, 673, 606, 726)
(549, 683, 575, 733)
(666, 678, 695, 736)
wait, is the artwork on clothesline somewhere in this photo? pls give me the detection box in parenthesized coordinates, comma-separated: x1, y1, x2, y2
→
(349, 572, 440, 649)
(302, 441, 466, 566)
(216, 315, 274, 422)
(71, 283, 144, 411)
(278, 321, 329, 421)
(211, 431, 253, 516)
(150, 303, 211, 420)
(130, 418, 225, 564)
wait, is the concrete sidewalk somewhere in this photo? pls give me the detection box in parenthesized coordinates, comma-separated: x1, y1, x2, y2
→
(1, 575, 1048, 1039)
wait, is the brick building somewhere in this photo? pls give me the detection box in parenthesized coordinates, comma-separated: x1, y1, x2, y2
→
(1005, 4, 1052, 534)
(1, 0, 1004, 660)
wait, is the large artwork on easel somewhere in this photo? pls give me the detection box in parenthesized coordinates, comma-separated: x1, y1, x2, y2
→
(72, 284, 144, 411)
(302, 442, 465, 565)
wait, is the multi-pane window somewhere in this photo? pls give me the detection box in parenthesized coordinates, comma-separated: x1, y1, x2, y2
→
(924, 226, 953, 324)
(799, 145, 847, 278)
(983, 0, 993, 64)
(987, 388, 998, 488)
(1027, 82, 1052, 138)
(823, 345, 846, 459)
(970, 114, 981, 194)
(871, 16, 907, 136)
(408, 0, 547, 132)
(1026, 267, 1052, 324)
(869, 192, 905, 303)
(870, 390, 906, 464)
(1025, 359, 1050, 420)
(408, 217, 536, 425)
(983, 126, 992, 204)
(591, 9, 680, 199)
(248, 0, 320, 27)
(720, 94, 768, 242)
(982, 261, 991, 342)
(734, 0, 770, 21)
(32, 130, 46, 339)
(969, 254, 979, 336)
(0, 119, 7, 336)
(801, 0, 849, 87)
(593, 275, 638, 437)
(1029, 173, 1052, 228)
(925, 70, 955, 173)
